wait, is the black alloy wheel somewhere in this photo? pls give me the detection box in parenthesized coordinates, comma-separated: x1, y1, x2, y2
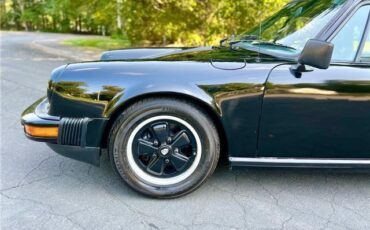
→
(109, 98, 220, 198)
(132, 119, 198, 178)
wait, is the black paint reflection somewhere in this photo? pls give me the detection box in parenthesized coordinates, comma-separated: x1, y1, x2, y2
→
(260, 65, 370, 158)
(50, 81, 124, 118)
(266, 80, 370, 97)
(201, 83, 264, 157)
(156, 47, 276, 62)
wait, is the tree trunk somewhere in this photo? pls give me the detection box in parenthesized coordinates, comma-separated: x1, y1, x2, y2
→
(78, 15, 82, 32)
(102, 25, 106, 36)
(53, 16, 56, 30)
(42, 14, 46, 30)
(116, 0, 122, 32)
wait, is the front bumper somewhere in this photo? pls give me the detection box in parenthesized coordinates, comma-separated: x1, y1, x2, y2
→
(21, 98, 107, 166)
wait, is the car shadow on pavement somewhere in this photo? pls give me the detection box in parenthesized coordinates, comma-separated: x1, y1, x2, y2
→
(75, 151, 370, 200)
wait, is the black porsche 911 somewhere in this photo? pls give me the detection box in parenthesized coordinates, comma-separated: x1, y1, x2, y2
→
(22, 0, 370, 198)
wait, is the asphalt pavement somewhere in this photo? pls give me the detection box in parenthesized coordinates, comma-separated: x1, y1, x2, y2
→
(1, 31, 369, 230)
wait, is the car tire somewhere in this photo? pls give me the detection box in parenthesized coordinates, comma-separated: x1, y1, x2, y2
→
(108, 97, 220, 198)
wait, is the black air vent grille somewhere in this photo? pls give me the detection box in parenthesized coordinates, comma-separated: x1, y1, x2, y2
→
(59, 118, 86, 146)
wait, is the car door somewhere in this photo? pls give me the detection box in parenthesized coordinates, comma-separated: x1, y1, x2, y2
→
(258, 4, 370, 159)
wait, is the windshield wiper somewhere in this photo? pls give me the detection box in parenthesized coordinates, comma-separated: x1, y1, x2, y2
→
(251, 41, 296, 50)
(240, 35, 259, 41)
(219, 34, 258, 47)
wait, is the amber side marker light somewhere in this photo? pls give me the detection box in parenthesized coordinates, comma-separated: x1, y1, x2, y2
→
(24, 125, 59, 138)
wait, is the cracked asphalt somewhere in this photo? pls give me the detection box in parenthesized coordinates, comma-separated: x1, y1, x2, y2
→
(1, 31, 370, 230)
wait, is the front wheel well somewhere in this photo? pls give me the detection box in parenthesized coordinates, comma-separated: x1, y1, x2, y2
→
(101, 93, 228, 159)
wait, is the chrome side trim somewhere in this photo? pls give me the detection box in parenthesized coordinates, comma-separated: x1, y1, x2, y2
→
(229, 157, 370, 165)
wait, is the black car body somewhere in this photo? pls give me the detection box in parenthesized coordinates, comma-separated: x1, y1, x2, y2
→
(22, 0, 370, 197)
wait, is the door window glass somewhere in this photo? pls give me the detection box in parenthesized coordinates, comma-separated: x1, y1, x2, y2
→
(359, 30, 370, 62)
(331, 5, 370, 62)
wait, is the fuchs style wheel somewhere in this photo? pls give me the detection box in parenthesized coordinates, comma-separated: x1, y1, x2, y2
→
(108, 98, 220, 198)
(127, 115, 202, 185)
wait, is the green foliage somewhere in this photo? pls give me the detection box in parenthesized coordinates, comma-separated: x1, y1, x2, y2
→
(121, 0, 289, 46)
(62, 37, 130, 50)
(1, 0, 289, 46)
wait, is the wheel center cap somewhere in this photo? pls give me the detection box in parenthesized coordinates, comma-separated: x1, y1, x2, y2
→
(160, 147, 170, 156)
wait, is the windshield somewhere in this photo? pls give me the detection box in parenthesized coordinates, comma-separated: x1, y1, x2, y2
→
(236, 0, 348, 55)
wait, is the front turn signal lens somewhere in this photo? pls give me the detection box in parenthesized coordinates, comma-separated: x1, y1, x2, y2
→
(24, 125, 59, 138)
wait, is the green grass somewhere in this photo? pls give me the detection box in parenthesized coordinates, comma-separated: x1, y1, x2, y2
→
(62, 37, 131, 50)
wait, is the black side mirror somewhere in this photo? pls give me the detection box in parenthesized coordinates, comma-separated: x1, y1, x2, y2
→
(290, 39, 334, 78)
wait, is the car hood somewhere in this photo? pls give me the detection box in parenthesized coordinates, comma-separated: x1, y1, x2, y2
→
(100, 47, 187, 60)
(100, 46, 285, 65)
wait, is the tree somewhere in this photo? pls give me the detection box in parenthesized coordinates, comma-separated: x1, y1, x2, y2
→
(1, 0, 289, 46)
(121, 0, 288, 46)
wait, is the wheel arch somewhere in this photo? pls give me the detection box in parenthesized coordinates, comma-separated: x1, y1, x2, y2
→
(101, 92, 228, 159)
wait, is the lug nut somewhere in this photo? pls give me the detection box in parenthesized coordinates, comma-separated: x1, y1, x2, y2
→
(152, 153, 157, 158)
(174, 148, 179, 154)
(153, 140, 159, 146)
(167, 137, 172, 144)
(165, 159, 170, 164)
